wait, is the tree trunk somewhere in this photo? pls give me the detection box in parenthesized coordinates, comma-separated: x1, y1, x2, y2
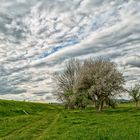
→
(101, 100, 104, 110)
(97, 100, 104, 112)
(97, 104, 102, 112)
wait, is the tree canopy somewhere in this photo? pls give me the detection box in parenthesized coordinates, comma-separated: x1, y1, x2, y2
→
(54, 58, 125, 111)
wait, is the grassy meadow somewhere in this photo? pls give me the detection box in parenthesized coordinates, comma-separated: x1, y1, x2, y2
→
(0, 100, 140, 140)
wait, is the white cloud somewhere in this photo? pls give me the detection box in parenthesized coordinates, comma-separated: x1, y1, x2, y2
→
(0, 0, 140, 102)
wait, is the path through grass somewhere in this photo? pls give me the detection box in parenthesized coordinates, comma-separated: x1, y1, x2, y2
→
(0, 100, 140, 140)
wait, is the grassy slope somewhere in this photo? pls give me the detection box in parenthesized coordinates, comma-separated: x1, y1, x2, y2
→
(0, 100, 140, 140)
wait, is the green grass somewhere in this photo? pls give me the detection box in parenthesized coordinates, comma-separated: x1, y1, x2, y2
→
(0, 100, 140, 140)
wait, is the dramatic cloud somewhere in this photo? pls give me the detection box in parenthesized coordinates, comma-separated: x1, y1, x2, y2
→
(0, 0, 140, 102)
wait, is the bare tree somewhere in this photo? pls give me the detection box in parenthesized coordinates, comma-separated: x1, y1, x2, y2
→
(129, 84, 140, 109)
(75, 58, 125, 112)
(54, 58, 82, 109)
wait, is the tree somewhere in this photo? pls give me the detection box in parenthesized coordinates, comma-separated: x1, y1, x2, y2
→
(129, 84, 140, 109)
(54, 58, 82, 109)
(54, 58, 125, 111)
(74, 58, 125, 112)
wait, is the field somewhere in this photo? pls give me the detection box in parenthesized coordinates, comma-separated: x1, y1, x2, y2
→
(0, 100, 140, 140)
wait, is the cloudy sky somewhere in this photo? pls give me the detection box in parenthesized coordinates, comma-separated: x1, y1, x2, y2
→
(0, 0, 140, 102)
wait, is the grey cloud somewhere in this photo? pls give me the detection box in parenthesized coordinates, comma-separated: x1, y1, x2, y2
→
(0, 0, 140, 101)
(1, 89, 26, 95)
(124, 56, 140, 67)
(0, 85, 27, 95)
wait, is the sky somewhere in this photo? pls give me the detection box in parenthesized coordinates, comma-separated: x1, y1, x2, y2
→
(0, 0, 140, 102)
